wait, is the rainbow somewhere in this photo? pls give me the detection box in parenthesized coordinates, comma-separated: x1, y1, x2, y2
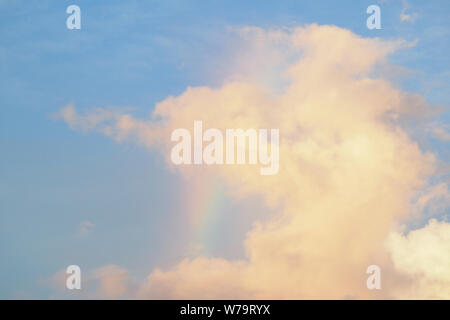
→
(183, 175, 226, 255)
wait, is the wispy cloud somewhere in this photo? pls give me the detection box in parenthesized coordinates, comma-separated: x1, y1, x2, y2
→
(400, 0, 419, 22)
(78, 220, 95, 236)
(432, 126, 450, 142)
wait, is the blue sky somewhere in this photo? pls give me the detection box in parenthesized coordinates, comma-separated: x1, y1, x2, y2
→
(1, 0, 449, 299)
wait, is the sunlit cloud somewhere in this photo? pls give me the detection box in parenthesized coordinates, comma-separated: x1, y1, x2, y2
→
(57, 24, 449, 299)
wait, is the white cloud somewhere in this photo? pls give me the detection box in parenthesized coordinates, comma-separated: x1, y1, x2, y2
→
(387, 219, 450, 298)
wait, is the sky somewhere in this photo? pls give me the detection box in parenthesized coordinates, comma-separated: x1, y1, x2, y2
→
(0, 0, 449, 299)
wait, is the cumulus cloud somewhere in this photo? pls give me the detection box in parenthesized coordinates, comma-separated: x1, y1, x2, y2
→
(91, 265, 131, 299)
(137, 258, 251, 299)
(387, 219, 450, 298)
(57, 24, 448, 299)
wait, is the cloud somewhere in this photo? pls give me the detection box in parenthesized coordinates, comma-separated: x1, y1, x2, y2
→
(78, 220, 95, 236)
(57, 24, 448, 299)
(53, 104, 141, 140)
(432, 126, 450, 142)
(400, 0, 419, 23)
(91, 265, 131, 299)
(387, 219, 450, 298)
(137, 258, 251, 299)
(411, 183, 450, 223)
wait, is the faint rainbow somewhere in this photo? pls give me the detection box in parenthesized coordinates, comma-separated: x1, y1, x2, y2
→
(183, 176, 226, 255)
